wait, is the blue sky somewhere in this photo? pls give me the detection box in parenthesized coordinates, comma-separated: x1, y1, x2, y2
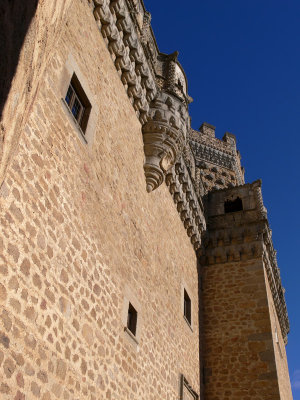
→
(149, 0, 300, 396)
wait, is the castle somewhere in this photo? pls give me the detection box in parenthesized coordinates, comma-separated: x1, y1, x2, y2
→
(0, 0, 293, 399)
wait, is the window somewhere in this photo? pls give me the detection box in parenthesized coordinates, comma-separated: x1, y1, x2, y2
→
(184, 289, 191, 325)
(180, 374, 199, 400)
(64, 73, 91, 133)
(127, 302, 137, 336)
(122, 291, 141, 347)
(224, 197, 243, 213)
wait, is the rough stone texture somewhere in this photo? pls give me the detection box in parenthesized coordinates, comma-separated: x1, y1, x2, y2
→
(201, 184, 292, 400)
(202, 258, 280, 399)
(265, 268, 293, 400)
(0, 0, 292, 398)
(0, 1, 200, 399)
(0, 0, 73, 186)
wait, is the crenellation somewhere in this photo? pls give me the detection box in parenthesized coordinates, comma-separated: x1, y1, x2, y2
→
(199, 122, 216, 137)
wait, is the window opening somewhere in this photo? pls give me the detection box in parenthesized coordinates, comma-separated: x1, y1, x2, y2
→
(180, 374, 199, 400)
(184, 289, 191, 325)
(64, 73, 91, 133)
(224, 197, 243, 213)
(127, 303, 137, 336)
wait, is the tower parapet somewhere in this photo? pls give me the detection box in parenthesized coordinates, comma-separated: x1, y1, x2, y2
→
(190, 124, 245, 192)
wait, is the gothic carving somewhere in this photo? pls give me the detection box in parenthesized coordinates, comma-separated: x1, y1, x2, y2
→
(92, 0, 157, 123)
(263, 228, 289, 344)
(253, 180, 268, 220)
(190, 140, 235, 170)
(165, 159, 206, 251)
(141, 11, 151, 44)
(142, 91, 190, 192)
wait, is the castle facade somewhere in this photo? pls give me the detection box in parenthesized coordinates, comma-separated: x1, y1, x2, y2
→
(0, 0, 292, 399)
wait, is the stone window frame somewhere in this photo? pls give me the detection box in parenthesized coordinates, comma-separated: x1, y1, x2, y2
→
(64, 74, 91, 133)
(181, 282, 193, 331)
(179, 374, 199, 400)
(60, 53, 98, 146)
(121, 286, 142, 348)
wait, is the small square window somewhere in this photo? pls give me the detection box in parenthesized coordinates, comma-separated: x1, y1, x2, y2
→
(64, 73, 91, 133)
(184, 289, 191, 325)
(127, 303, 137, 336)
(224, 197, 243, 213)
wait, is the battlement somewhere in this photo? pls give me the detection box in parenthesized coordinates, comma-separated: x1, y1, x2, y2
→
(189, 124, 244, 193)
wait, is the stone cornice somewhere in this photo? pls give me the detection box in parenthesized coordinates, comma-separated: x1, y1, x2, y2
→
(92, 0, 157, 123)
(165, 158, 206, 252)
(262, 228, 289, 344)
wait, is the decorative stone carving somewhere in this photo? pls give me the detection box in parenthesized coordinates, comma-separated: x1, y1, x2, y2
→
(165, 158, 206, 251)
(253, 180, 268, 220)
(190, 140, 235, 170)
(142, 91, 189, 192)
(141, 11, 151, 44)
(262, 228, 289, 344)
(92, 0, 157, 123)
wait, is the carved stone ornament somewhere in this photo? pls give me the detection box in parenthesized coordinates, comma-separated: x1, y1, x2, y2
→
(142, 91, 189, 192)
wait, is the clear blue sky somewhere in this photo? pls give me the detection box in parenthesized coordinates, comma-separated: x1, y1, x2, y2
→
(149, 0, 300, 396)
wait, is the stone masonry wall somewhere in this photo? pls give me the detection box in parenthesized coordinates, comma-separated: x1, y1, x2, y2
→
(0, 0, 200, 399)
(202, 257, 282, 400)
(264, 266, 293, 399)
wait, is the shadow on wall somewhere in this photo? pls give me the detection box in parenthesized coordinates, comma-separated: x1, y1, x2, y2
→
(0, 0, 38, 119)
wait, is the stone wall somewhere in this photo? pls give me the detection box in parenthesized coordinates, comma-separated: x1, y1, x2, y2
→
(264, 268, 293, 399)
(202, 257, 281, 400)
(0, 0, 201, 399)
(201, 183, 291, 400)
(0, 0, 293, 398)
